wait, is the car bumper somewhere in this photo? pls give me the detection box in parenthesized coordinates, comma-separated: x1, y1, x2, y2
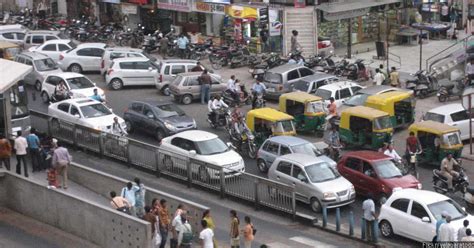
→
(264, 91, 283, 100)
(155, 82, 165, 91)
(57, 61, 68, 71)
(105, 74, 112, 84)
(321, 193, 356, 208)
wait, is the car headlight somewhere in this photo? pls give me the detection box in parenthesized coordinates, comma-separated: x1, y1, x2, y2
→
(349, 185, 355, 193)
(164, 122, 177, 132)
(417, 183, 422, 190)
(323, 192, 336, 200)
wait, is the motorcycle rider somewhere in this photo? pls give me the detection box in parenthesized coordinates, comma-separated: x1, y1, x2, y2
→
(251, 78, 266, 109)
(226, 75, 239, 104)
(54, 80, 69, 102)
(326, 97, 338, 128)
(327, 125, 341, 160)
(191, 61, 204, 72)
(111, 117, 127, 136)
(439, 153, 459, 192)
(405, 131, 422, 161)
(210, 95, 228, 125)
(384, 144, 402, 163)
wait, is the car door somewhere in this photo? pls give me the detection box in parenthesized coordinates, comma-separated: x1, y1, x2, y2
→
(273, 160, 293, 186)
(23, 57, 35, 85)
(135, 61, 155, 85)
(89, 48, 105, 70)
(118, 61, 135, 86)
(406, 200, 435, 241)
(386, 198, 410, 237)
(449, 110, 471, 140)
(339, 157, 363, 192)
(359, 161, 380, 197)
(336, 87, 352, 106)
(31, 35, 45, 47)
(125, 102, 144, 129)
(55, 102, 71, 120)
(185, 76, 201, 98)
(43, 75, 61, 96)
(171, 65, 186, 78)
(56, 43, 71, 61)
(69, 104, 83, 125)
(142, 104, 158, 133)
(75, 48, 94, 71)
(38, 43, 57, 59)
(291, 164, 313, 203)
(210, 76, 225, 96)
(259, 141, 280, 167)
(285, 69, 300, 92)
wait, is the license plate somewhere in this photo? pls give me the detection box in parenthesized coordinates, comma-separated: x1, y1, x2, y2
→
(267, 88, 275, 92)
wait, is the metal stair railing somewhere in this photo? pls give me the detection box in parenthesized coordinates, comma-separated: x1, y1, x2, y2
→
(426, 35, 472, 72)
(388, 51, 401, 69)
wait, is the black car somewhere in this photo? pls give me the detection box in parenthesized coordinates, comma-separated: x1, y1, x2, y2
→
(123, 101, 196, 140)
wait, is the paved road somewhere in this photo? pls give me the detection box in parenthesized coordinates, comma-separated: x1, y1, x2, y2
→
(26, 53, 474, 245)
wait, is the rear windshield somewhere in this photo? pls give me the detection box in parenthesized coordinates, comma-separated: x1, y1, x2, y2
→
(264, 72, 282, 84)
(34, 58, 58, 71)
(173, 76, 183, 85)
(424, 112, 445, 123)
(315, 89, 332, 100)
(293, 81, 310, 92)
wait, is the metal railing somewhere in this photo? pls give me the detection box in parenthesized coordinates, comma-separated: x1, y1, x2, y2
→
(426, 35, 472, 72)
(30, 110, 297, 218)
(388, 51, 401, 69)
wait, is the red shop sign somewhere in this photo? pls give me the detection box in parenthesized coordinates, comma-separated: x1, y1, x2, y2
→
(294, 0, 306, 8)
(128, 0, 148, 4)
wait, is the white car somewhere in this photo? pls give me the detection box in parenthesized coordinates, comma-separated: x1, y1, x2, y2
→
(58, 42, 106, 73)
(100, 47, 154, 76)
(160, 130, 245, 180)
(105, 57, 159, 90)
(40, 72, 105, 103)
(315, 81, 364, 107)
(29, 39, 76, 62)
(48, 98, 125, 131)
(424, 103, 474, 141)
(378, 188, 474, 242)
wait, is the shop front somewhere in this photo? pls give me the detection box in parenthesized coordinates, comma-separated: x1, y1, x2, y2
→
(156, 0, 193, 34)
(98, 0, 122, 25)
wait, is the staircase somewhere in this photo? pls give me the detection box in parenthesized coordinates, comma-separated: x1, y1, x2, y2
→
(284, 7, 317, 56)
(427, 35, 472, 80)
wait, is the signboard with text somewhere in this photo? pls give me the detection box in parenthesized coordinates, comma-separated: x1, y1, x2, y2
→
(157, 0, 192, 12)
(194, 1, 225, 14)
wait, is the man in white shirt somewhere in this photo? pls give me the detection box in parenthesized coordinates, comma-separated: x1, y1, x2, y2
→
(462, 228, 474, 241)
(227, 75, 239, 103)
(373, 69, 385, 86)
(171, 213, 184, 247)
(439, 216, 457, 241)
(199, 219, 214, 248)
(384, 144, 402, 162)
(362, 194, 376, 242)
(458, 220, 469, 241)
(14, 131, 29, 177)
(121, 182, 138, 216)
(211, 95, 228, 110)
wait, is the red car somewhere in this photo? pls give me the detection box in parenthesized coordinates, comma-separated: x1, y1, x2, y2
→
(337, 151, 422, 204)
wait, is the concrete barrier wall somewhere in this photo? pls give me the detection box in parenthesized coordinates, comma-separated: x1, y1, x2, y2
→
(68, 162, 210, 236)
(0, 173, 152, 248)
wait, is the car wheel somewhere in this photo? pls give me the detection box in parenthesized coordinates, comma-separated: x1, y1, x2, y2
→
(248, 143, 257, 159)
(379, 220, 394, 238)
(69, 63, 82, 73)
(35, 81, 42, 91)
(41, 91, 50, 103)
(181, 94, 193, 105)
(156, 128, 166, 141)
(257, 159, 268, 173)
(310, 197, 322, 213)
(378, 193, 388, 206)
(161, 155, 173, 171)
(110, 78, 123, 90)
(161, 86, 170, 96)
(124, 120, 133, 133)
(198, 166, 210, 182)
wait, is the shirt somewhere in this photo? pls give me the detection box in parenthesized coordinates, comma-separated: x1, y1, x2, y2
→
(177, 37, 189, 49)
(227, 79, 236, 91)
(14, 136, 28, 155)
(362, 199, 375, 221)
(406, 136, 419, 153)
(26, 134, 40, 149)
(211, 99, 228, 110)
(458, 227, 468, 240)
(252, 83, 266, 94)
(243, 223, 254, 241)
(111, 122, 127, 135)
(52, 147, 71, 166)
(143, 212, 157, 235)
(199, 74, 212, 85)
(158, 205, 170, 227)
(466, 63, 474, 75)
(441, 158, 458, 173)
(439, 222, 457, 241)
(328, 102, 337, 116)
(134, 183, 146, 207)
(121, 186, 138, 207)
(90, 94, 103, 102)
(110, 196, 130, 209)
(436, 219, 446, 241)
(384, 149, 401, 161)
(373, 73, 385, 85)
(0, 138, 11, 158)
(199, 228, 214, 248)
(390, 71, 400, 86)
(172, 214, 184, 241)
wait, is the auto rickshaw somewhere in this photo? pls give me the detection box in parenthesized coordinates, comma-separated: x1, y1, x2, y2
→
(338, 106, 393, 150)
(365, 91, 415, 129)
(408, 121, 463, 165)
(246, 107, 296, 147)
(278, 92, 326, 134)
(0, 41, 21, 60)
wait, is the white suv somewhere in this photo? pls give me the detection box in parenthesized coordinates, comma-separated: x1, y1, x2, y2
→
(41, 72, 105, 103)
(29, 39, 77, 62)
(315, 81, 364, 107)
(105, 57, 159, 90)
(58, 43, 106, 73)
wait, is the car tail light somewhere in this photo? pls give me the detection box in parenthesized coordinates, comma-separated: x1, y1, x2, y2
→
(159, 74, 163, 82)
(59, 54, 64, 61)
(101, 60, 104, 69)
(107, 69, 114, 75)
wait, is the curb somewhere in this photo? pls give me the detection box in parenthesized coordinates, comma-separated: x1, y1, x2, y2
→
(462, 156, 474, 161)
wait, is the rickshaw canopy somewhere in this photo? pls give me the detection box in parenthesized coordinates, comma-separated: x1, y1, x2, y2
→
(279, 92, 324, 116)
(246, 107, 294, 130)
(365, 91, 414, 115)
(340, 106, 392, 130)
(409, 120, 460, 135)
(0, 41, 19, 49)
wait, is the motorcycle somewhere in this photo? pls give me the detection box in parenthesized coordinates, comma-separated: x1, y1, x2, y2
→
(207, 107, 231, 129)
(142, 30, 160, 53)
(325, 144, 342, 162)
(345, 59, 369, 81)
(432, 161, 468, 195)
(188, 39, 213, 60)
(249, 53, 284, 80)
(406, 70, 438, 98)
(437, 78, 474, 102)
(230, 124, 257, 159)
(464, 186, 474, 206)
(230, 45, 260, 68)
(252, 92, 266, 109)
(222, 85, 252, 107)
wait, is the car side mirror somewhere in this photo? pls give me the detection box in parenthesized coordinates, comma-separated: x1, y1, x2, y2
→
(189, 150, 196, 156)
(147, 114, 154, 119)
(74, 114, 80, 118)
(148, 67, 153, 71)
(421, 217, 430, 223)
(301, 177, 308, 183)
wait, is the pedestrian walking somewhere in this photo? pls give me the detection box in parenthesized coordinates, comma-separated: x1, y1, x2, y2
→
(199, 70, 212, 104)
(172, 213, 192, 248)
(0, 134, 12, 170)
(40, 136, 55, 170)
(260, 26, 269, 52)
(14, 131, 28, 177)
(134, 177, 146, 218)
(435, 211, 448, 242)
(202, 210, 218, 248)
(110, 191, 131, 215)
(121, 182, 138, 216)
(159, 35, 169, 59)
(290, 30, 301, 53)
(52, 141, 71, 189)
(362, 194, 377, 242)
(462, 228, 474, 241)
(389, 67, 400, 87)
(26, 128, 41, 172)
(157, 199, 171, 248)
(200, 219, 214, 248)
(174, 204, 187, 219)
(230, 210, 240, 248)
(143, 206, 157, 236)
(177, 34, 189, 59)
(439, 216, 457, 241)
(242, 216, 254, 248)
(458, 220, 469, 241)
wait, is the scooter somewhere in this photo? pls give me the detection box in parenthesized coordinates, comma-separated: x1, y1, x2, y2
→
(437, 78, 474, 102)
(207, 107, 231, 129)
(406, 70, 438, 98)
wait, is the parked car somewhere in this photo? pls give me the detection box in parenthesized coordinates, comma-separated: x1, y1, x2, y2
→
(168, 72, 226, 105)
(378, 188, 474, 242)
(423, 103, 474, 141)
(123, 101, 196, 141)
(105, 57, 159, 90)
(23, 30, 63, 50)
(40, 72, 105, 103)
(337, 151, 421, 204)
(256, 136, 336, 173)
(263, 64, 316, 100)
(268, 153, 355, 212)
(157, 59, 211, 96)
(14, 51, 63, 91)
(100, 47, 155, 76)
(160, 130, 245, 180)
(314, 81, 363, 107)
(28, 39, 76, 62)
(292, 73, 339, 94)
(47, 98, 125, 131)
(58, 42, 107, 73)
(0, 24, 26, 45)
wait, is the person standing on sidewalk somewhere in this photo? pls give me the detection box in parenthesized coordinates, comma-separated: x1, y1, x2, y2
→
(134, 177, 146, 218)
(362, 194, 377, 242)
(389, 67, 400, 87)
(200, 219, 214, 248)
(0, 134, 11, 170)
(110, 191, 131, 214)
(199, 70, 212, 105)
(121, 182, 138, 216)
(158, 199, 171, 248)
(202, 210, 217, 248)
(373, 69, 385, 86)
(14, 131, 28, 177)
(26, 128, 41, 172)
(52, 142, 71, 189)
(242, 216, 254, 248)
(229, 210, 240, 248)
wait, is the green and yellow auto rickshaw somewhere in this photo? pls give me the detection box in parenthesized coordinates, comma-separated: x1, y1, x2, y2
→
(278, 92, 326, 134)
(365, 91, 415, 129)
(339, 106, 393, 150)
(408, 121, 463, 165)
(246, 108, 296, 147)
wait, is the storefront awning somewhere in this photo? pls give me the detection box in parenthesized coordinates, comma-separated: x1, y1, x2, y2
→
(226, 5, 258, 19)
(317, 0, 401, 20)
(0, 59, 32, 93)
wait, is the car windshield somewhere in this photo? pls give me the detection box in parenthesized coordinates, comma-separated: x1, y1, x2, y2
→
(156, 104, 185, 117)
(66, 77, 94, 89)
(442, 132, 462, 146)
(273, 120, 295, 133)
(306, 101, 325, 113)
(195, 138, 228, 155)
(291, 143, 320, 156)
(423, 112, 445, 123)
(428, 199, 467, 221)
(315, 89, 332, 100)
(374, 116, 392, 130)
(305, 162, 339, 183)
(264, 72, 282, 84)
(80, 103, 112, 118)
(344, 94, 368, 106)
(34, 58, 58, 71)
(172, 76, 183, 85)
(373, 160, 402, 179)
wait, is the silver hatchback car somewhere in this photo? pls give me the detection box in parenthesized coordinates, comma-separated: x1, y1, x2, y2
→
(167, 72, 226, 105)
(268, 153, 355, 212)
(14, 52, 63, 91)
